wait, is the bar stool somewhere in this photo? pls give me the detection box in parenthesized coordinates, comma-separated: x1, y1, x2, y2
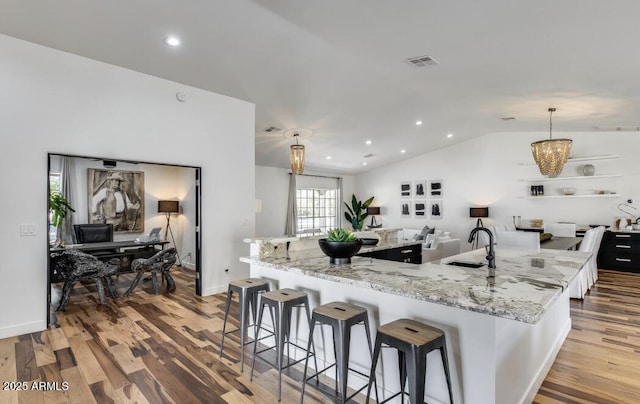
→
(366, 318, 454, 404)
(220, 278, 270, 371)
(250, 288, 318, 401)
(300, 301, 378, 404)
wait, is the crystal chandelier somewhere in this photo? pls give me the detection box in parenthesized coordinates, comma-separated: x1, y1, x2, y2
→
(531, 108, 572, 177)
(290, 133, 305, 174)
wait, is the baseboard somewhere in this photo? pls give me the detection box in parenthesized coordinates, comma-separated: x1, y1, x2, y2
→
(0, 319, 47, 339)
(202, 285, 227, 296)
(182, 262, 196, 271)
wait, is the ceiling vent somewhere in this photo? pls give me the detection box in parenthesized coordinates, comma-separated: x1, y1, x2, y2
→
(363, 153, 376, 158)
(406, 54, 439, 67)
(501, 117, 516, 121)
(264, 126, 282, 133)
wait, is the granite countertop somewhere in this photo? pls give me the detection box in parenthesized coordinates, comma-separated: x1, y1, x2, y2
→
(240, 246, 590, 324)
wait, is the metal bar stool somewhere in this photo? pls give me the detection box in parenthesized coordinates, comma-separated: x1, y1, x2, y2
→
(366, 318, 454, 404)
(300, 301, 378, 404)
(250, 288, 318, 401)
(220, 278, 271, 371)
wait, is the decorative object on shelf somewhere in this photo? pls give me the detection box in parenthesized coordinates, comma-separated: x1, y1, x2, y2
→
(344, 194, 374, 230)
(470, 207, 489, 227)
(531, 108, 572, 178)
(561, 187, 576, 195)
(530, 185, 544, 196)
(318, 228, 363, 264)
(289, 132, 305, 174)
(367, 206, 382, 228)
(158, 200, 182, 266)
(583, 164, 595, 176)
(539, 233, 553, 242)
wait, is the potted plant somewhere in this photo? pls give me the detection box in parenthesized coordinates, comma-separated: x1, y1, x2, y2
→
(318, 228, 363, 265)
(50, 191, 75, 228)
(344, 194, 375, 231)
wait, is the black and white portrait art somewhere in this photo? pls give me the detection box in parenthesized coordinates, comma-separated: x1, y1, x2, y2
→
(88, 169, 144, 232)
(431, 201, 443, 219)
(430, 179, 443, 199)
(400, 181, 412, 199)
(401, 202, 411, 218)
(414, 200, 427, 217)
(415, 180, 427, 197)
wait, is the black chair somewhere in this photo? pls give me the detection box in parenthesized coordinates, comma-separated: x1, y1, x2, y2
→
(50, 249, 119, 311)
(123, 248, 177, 296)
(73, 223, 113, 243)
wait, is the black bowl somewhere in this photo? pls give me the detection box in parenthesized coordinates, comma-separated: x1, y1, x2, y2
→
(318, 239, 363, 265)
(359, 238, 379, 246)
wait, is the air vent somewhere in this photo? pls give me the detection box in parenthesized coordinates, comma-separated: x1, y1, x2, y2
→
(363, 153, 376, 158)
(406, 54, 440, 67)
(501, 117, 516, 121)
(593, 125, 640, 132)
(264, 126, 281, 133)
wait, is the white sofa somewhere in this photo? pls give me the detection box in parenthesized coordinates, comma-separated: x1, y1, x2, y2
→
(400, 227, 461, 263)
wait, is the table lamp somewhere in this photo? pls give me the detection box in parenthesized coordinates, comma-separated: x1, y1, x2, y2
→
(367, 206, 381, 228)
(470, 207, 489, 228)
(158, 200, 182, 266)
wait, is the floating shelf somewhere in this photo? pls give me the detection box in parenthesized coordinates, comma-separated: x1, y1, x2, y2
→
(520, 155, 620, 166)
(522, 174, 622, 182)
(527, 194, 621, 199)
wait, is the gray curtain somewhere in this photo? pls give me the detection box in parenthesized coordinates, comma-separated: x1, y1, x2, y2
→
(337, 177, 343, 228)
(59, 156, 75, 244)
(284, 173, 297, 236)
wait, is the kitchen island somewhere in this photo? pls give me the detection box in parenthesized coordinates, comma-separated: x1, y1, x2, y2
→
(241, 238, 590, 404)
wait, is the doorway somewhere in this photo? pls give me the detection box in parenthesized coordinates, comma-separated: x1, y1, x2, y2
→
(47, 153, 202, 325)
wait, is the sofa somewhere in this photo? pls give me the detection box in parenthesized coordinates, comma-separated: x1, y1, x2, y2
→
(401, 226, 461, 263)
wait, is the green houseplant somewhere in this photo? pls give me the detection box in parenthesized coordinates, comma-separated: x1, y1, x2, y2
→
(318, 228, 362, 265)
(344, 194, 374, 231)
(50, 191, 75, 228)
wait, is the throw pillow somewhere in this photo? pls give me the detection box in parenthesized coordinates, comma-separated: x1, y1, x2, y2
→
(419, 225, 434, 238)
(412, 233, 424, 241)
(424, 233, 436, 248)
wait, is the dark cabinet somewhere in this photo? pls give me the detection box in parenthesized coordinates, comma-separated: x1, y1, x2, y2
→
(358, 243, 422, 264)
(597, 231, 640, 273)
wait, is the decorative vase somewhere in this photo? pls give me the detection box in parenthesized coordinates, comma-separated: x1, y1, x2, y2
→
(318, 239, 362, 265)
(583, 164, 595, 176)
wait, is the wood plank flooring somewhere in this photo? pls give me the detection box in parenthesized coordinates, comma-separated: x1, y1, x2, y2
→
(0, 268, 638, 403)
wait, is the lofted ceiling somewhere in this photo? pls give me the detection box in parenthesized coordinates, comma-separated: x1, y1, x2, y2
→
(1, 0, 639, 174)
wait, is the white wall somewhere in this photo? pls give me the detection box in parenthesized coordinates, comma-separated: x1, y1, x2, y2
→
(355, 131, 640, 250)
(255, 166, 355, 236)
(0, 34, 255, 338)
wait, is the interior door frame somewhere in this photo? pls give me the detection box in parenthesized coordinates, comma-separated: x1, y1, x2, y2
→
(46, 152, 203, 324)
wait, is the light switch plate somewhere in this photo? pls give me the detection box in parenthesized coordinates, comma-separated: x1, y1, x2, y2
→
(20, 224, 36, 236)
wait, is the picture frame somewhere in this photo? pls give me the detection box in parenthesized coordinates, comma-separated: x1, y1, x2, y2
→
(415, 180, 427, 198)
(88, 168, 145, 233)
(430, 179, 443, 199)
(401, 202, 411, 218)
(430, 201, 443, 219)
(400, 180, 412, 199)
(414, 200, 427, 218)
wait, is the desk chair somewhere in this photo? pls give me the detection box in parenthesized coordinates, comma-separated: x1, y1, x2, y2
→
(73, 224, 115, 255)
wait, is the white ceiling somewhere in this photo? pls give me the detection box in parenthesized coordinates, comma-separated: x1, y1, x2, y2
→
(2, 0, 639, 174)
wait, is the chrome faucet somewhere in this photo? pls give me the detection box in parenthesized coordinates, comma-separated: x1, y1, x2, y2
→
(468, 227, 496, 276)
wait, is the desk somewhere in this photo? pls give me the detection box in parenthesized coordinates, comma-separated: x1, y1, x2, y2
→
(541, 236, 582, 250)
(50, 240, 169, 282)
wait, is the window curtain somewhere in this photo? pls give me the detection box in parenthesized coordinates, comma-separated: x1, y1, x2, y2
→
(284, 173, 297, 236)
(59, 156, 75, 244)
(337, 177, 343, 228)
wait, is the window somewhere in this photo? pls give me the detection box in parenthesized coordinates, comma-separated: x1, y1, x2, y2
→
(296, 188, 338, 236)
(49, 173, 61, 242)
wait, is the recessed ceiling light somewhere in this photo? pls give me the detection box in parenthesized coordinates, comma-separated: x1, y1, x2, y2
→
(362, 162, 367, 166)
(326, 156, 332, 160)
(365, 140, 372, 145)
(447, 133, 453, 138)
(165, 36, 181, 46)
(400, 149, 406, 154)
(416, 120, 423, 126)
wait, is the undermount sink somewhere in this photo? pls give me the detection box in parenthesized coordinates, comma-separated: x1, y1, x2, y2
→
(446, 261, 486, 268)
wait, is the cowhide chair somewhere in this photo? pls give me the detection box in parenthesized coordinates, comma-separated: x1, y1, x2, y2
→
(124, 248, 177, 296)
(50, 249, 120, 311)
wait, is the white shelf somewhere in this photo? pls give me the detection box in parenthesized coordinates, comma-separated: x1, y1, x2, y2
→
(527, 194, 621, 199)
(522, 174, 621, 182)
(520, 154, 619, 166)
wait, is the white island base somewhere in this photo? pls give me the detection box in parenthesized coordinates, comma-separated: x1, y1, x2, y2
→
(249, 264, 570, 404)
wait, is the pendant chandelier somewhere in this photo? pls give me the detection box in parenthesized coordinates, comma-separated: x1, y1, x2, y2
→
(531, 107, 572, 177)
(290, 132, 305, 174)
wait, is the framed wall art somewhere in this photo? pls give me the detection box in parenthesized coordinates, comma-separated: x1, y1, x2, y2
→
(415, 180, 427, 198)
(414, 200, 427, 218)
(88, 168, 145, 233)
(430, 201, 443, 219)
(430, 179, 443, 199)
(400, 181, 412, 199)
(401, 202, 411, 218)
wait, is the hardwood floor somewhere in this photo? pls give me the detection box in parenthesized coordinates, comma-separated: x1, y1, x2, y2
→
(0, 268, 638, 403)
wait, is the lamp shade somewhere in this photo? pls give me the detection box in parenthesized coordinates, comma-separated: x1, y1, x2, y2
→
(367, 207, 381, 215)
(158, 200, 179, 213)
(469, 207, 489, 218)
